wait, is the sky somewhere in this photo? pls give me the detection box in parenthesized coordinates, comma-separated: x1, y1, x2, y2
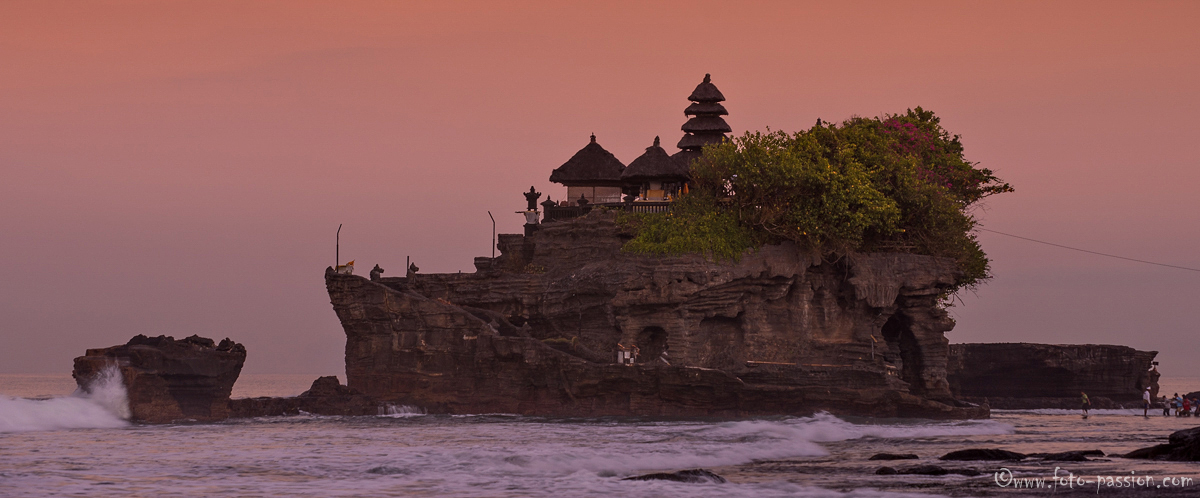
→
(2, 1, 1197, 376)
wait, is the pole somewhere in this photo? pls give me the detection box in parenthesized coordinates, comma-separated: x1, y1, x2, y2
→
(336, 224, 342, 266)
(487, 211, 496, 259)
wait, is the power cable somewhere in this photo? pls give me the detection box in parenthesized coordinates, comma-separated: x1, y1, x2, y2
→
(978, 228, 1200, 273)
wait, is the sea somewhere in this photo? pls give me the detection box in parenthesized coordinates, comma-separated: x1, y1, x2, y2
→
(2, 373, 1199, 497)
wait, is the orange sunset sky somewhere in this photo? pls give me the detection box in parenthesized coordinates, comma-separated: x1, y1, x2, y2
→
(2, 1, 1198, 375)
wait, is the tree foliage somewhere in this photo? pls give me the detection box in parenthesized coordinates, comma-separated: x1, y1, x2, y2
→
(619, 108, 1013, 292)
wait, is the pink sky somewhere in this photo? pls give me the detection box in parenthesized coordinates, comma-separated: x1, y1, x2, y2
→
(2, 1, 1198, 375)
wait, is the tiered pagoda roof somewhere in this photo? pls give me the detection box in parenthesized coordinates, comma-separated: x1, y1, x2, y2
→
(548, 134, 626, 187)
(621, 137, 689, 182)
(674, 74, 731, 166)
(676, 74, 731, 150)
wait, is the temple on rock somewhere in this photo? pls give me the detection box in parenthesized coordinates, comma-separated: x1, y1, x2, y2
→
(541, 74, 731, 221)
(322, 73, 991, 419)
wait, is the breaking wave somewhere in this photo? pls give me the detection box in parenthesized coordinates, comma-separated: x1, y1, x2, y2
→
(0, 366, 129, 433)
(462, 412, 1013, 475)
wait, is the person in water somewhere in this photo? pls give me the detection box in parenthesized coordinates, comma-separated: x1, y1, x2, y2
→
(1143, 388, 1153, 417)
(1081, 391, 1090, 417)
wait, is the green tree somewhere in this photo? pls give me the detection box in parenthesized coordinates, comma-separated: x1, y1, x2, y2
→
(619, 107, 1012, 293)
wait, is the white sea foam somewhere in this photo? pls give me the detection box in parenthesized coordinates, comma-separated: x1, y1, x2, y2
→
(378, 404, 427, 417)
(0, 366, 129, 433)
(445, 412, 1014, 477)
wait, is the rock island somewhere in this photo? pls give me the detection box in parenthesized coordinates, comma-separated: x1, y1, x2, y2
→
(325, 75, 994, 419)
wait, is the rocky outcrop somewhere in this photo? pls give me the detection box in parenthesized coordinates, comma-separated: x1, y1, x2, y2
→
(1027, 450, 1104, 462)
(876, 465, 980, 476)
(623, 469, 727, 483)
(940, 449, 1026, 461)
(1124, 426, 1200, 461)
(228, 376, 381, 417)
(327, 211, 986, 419)
(73, 335, 246, 423)
(946, 343, 1158, 409)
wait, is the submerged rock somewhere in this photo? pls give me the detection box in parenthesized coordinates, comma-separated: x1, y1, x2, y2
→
(875, 465, 979, 476)
(228, 376, 380, 417)
(623, 469, 726, 484)
(869, 453, 919, 460)
(1027, 450, 1104, 461)
(365, 466, 410, 475)
(1124, 426, 1200, 461)
(939, 449, 1026, 461)
(73, 334, 246, 423)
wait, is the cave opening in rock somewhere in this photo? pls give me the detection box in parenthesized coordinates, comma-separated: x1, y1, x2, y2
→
(636, 327, 669, 364)
(881, 313, 924, 394)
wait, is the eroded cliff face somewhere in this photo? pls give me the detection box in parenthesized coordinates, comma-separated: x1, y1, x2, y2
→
(327, 211, 985, 418)
(946, 343, 1158, 409)
(73, 335, 246, 423)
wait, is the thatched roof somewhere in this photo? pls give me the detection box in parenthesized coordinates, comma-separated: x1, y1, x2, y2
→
(622, 137, 690, 181)
(676, 133, 726, 150)
(681, 116, 732, 133)
(671, 149, 702, 169)
(549, 134, 626, 186)
(684, 102, 728, 116)
(687, 74, 725, 103)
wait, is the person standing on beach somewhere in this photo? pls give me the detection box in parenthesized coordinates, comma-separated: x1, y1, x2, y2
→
(1144, 388, 1152, 417)
(1081, 391, 1091, 417)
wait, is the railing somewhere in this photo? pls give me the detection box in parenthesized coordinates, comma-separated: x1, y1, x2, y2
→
(541, 202, 673, 223)
(612, 202, 671, 214)
(543, 205, 587, 221)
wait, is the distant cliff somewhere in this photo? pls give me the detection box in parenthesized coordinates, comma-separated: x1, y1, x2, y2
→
(326, 211, 987, 419)
(946, 343, 1158, 409)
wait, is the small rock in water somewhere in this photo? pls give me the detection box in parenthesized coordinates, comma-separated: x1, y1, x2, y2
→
(876, 465, 980, 477)
(899, 464, 949, 476)
(868, 453, 919, 460)
(366, 466, 409, 475)
(940, 448, 1026, 461)
(503, 455, 532, 466)
(623, 469, 726, 483)
(1027, 450, 1104, 461)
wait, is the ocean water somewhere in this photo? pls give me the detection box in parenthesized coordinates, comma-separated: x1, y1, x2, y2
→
(2, 374, 1199, 497)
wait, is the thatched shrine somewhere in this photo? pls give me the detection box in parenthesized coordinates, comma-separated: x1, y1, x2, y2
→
(545, 74, 732, 211)
(547, 134, 626, 205)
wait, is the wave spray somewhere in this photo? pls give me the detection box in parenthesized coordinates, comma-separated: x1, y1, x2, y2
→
(0, 365, 130, 433)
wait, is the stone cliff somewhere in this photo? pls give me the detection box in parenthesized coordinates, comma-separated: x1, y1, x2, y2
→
(73, 334, 246, 423)
(946, 343, 1158, 409)
(326, 211, 986, 419)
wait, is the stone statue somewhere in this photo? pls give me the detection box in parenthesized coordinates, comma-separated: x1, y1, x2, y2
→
(370, 264, 384, 282)
(524, 186, 541, 211)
